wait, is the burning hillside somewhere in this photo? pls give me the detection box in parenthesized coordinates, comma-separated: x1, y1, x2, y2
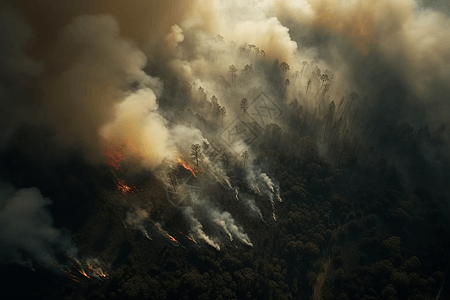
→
(1, 0, 450, 299)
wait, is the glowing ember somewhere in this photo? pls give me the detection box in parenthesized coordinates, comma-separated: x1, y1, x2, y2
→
(172, 227, 197, 244)
(103, 145, 124, 171)
(117, 180, 136, 195)
(65, 271, 81, 283)
(78, 269, 91, 279)
(153, 223, 179, 244)
(176, 158, 197, 177)
(88, 266, 109, 280)
(50, 262, 81, 283)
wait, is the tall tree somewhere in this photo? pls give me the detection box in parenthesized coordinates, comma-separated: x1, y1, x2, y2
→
(316, 74, 329, 96)
(220, 106, 227, 123)
(229, 65, 238, 86)
(243, 64, 253, 76)
(284, 78, 290, 92)
(240, 150, 249, 168)
(240, 98, 249, 116)
(280, 62, 290, 77)
(313, 67, 321, 84)
(190, 144, 204, 166)
(306, 79, 312, 94)
(321, 83, 330, 100)
(211, 95, 219, 112)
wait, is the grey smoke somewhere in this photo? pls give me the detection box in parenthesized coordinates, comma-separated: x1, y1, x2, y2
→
(0, 183, 77, 267)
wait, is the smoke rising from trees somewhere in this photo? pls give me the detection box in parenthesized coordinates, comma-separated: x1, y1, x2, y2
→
(0, 2, 449, 297)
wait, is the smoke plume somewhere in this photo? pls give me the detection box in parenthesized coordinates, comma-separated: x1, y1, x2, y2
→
(0, 183, 76, 266)
(1, 0, 450, 275)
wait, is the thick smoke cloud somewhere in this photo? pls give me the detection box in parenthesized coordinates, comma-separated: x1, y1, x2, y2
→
(0, 183, 76, 266)
(42, 14, 165, 164)
(271, 0, 450, 195)
(0, 6, 43, 149)
(274, 0, 450, 126)
(1, 0, 450, 271)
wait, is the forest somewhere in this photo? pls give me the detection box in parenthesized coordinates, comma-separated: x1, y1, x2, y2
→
(0, 1, 449, 299)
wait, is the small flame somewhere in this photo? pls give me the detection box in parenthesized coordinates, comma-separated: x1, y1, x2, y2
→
(176, 158, 197, 177)
(78, 269, 91, 279)
(88, 266, 109, 280)
(153, 223, 179, 244)
(172, 227, 197, 244)
(51, 262, 81, 283)
(66, 271, 81, 283)
(117, 180, 137, 195)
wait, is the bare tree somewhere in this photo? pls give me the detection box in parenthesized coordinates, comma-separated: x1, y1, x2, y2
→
(240, 98, 249, 116)
(190, 144, 204, 166)
(241, 150, 249, 168)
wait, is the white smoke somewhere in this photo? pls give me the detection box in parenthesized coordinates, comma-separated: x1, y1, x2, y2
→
(210, 207, 253, 247)
(238, 192, 266, 222)
(124, 209, 152, 240)
(183, 206, 220, 250)
(246, 166, 281, 219)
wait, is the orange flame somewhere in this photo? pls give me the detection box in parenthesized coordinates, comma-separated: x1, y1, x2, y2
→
(65, 271, 81, 283)
(153, 223, 179, 244)
(172, 227, 197, 244)
(88, 266, 109, 280)
(176, 158, 197, 177)
(51, 262, 82, 283)
(78, 269, 91, 279)
(104, 145, 124, 170)
(117, 180, 136, 195)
